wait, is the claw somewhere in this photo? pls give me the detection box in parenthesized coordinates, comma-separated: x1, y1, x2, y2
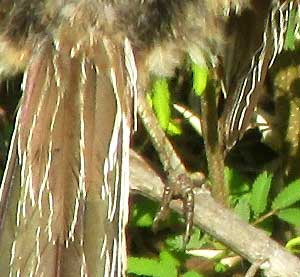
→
(182, 186, 194, 247)
(153, 172, 197, 248)
(153, 182, 173, 232)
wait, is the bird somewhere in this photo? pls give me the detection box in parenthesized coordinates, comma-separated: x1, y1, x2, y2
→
(0, 0, 296, 276)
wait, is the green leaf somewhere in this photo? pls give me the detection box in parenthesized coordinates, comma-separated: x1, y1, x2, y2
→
(130, 197, 158, 228)
(160, 249, 180, 268)
(167, 120, 182, 136)
(234, 197, 250, 222)
(277, 208, 300, 226)
(192, 63, 208, 96)
(165, 234, 184, 252)
(250, 172, 272, 216)
(272, 179, 300, 210)
(185, 228, 204, 249)
(284, 8, 297, 51)
(166, 228, 206, 251)
(214, 262, 229, 273)
(182, 271, 204, 277)
(127, 250, 179, 277)
(127, 257, 160, 276)
(152, 78, 171, 131)
(158, 250, 179, 277)
(225, 167, 250, 195)
(286, 237, 300, 254)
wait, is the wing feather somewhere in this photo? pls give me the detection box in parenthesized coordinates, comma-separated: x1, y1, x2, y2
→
(222, 1, 294, 148)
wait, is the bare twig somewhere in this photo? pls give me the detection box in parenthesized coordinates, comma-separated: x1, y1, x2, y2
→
(129, 150, 300, 277)
(253, 210, 277, 226)
(245, 259, 267, 277)
(200, 81, 228, 204)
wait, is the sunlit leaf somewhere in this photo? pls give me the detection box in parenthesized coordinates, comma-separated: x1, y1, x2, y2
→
(192, 63, 208, 96)
(277, 208, 300, 226)
(167, 120, 182, 136)
(152, 78, 171, 131)
(272, 179, 300, 210)
(284, 8, 297, 50)
(250, 172, 272, 216)
(286, 237, 300, 254)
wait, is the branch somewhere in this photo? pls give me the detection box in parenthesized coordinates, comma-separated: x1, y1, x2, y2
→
(129, 150, 300, 277)
(200, 80, 228, 204)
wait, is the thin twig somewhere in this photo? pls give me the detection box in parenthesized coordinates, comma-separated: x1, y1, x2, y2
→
(253, 210, 277, 226)
(245, 259, 267, 277)
(200, 81, 228, 204)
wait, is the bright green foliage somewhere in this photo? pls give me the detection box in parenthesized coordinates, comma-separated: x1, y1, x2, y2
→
(250, 172, 272, 216)
(191, 63, 208, 96)
(185, 228, 204, 249)
(127, 250, 179, 277)
(272, 179, 300, 210)
(159, 249, 180, 268)
(284, 8, 298, 50)
(214, 262, 229, 273)
(277, 208, 300, 226)
(286, 237, 300, 254)
(166, 228, 205, 251)
(167, 121, 182, 136)
(165, 234, 184, 251)
(229, 171, 300, 231)
(229, 171, 300, 228)
(128, 257, 162, 276)
(151, 78, 182, 136)
(152, 78, 171, 131)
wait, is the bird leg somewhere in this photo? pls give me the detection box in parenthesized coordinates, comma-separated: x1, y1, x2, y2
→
(137, 90, 205, 246)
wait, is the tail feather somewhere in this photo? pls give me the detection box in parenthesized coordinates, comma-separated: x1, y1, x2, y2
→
(0, 30, 133, 276)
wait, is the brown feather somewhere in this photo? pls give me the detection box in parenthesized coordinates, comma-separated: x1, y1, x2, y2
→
(0, 10, 134, 276)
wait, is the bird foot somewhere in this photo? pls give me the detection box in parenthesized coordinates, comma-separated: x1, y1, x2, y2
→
(153, 172, 202, 248)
